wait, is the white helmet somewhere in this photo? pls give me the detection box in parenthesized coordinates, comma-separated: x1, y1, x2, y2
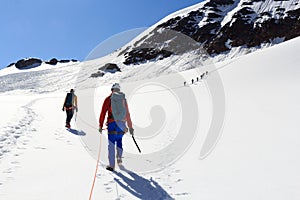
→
(111, 83, 121, 90)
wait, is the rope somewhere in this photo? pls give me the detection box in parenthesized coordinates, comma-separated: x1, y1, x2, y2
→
(77, 115, 99, 131)
(88, 133, 102, 200)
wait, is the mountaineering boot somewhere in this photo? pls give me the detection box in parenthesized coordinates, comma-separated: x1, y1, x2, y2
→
(106, 166, 114, 172)
(65, 122, 71, 129)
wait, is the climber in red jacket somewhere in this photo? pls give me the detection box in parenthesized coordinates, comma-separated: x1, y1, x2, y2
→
(99, 83, 134, 171)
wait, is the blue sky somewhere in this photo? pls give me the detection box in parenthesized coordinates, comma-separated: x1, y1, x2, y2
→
(0, 0, 203, 69)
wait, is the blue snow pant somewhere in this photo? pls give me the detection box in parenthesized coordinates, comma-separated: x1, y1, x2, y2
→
(107, 121, 126, 167)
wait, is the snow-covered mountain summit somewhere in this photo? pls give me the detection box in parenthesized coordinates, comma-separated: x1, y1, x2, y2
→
(119, 0, 300, 65)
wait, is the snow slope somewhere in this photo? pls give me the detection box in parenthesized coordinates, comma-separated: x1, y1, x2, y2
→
(0, 35, 300, 200)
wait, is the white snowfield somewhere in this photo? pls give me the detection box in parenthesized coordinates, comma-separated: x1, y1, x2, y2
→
(0, 36, 300, 199)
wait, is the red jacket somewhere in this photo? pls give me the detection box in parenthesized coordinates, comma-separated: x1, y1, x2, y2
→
(99, 93, 133, 129)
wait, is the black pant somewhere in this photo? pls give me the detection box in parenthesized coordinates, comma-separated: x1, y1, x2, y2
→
(66, 109, 74, 124)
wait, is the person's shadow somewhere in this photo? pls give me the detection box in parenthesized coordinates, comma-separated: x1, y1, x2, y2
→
(113, 166, 174, 200)
(67, 128, 86, 136)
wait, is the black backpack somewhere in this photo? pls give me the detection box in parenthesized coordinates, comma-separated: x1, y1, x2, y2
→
(64, 93, 74, 107)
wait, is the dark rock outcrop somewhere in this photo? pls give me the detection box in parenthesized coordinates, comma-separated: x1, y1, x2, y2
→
(99, 63, 121, 73)
(46, 58, 58, 65)
(6, 62, 15, 68)
(3, 57, 78, 70)
(208, 8, 300, 54)
(90, 63, 121, 78)
(59, 59, 71, 63)
(124, 48, 173, 65)
(15, 58, 42, 70)
(90, 71, 105, 78)
(46, 58, 78, 65)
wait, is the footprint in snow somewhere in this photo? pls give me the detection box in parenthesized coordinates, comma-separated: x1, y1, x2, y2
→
(175, 192, 189, 196)
(105, 186, 113, 193)
(11, 161, 20, 165)
(0, 106, 37, 159)
(103, 180, 115, 192)
(17, 146, 26, 150)
(3, 168, 13, 174)
(34, 146, 47, 150)
(96, 174, 102, 178)
(2, 149, 9, 153)
(14, 135, 20, 139)
(104, 180, 115, 186)
(54, 130, 65, 140)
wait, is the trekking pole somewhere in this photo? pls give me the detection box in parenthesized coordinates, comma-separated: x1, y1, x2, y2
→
(132, 135, 141, 153)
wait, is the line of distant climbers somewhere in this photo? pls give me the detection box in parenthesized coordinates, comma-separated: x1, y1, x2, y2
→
(184, 71, 208, 86)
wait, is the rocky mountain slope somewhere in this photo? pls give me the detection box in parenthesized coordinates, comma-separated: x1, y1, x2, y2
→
(119, 0, 300, 65)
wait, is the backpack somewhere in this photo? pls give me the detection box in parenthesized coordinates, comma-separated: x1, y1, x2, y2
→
(65, 93, 74, 107)
(110, 92, 127, 121)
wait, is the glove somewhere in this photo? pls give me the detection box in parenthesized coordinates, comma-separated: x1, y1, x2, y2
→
(62, 107, 65, 111)
(99, 127, 103, 134)
(129, 128, 134, 135)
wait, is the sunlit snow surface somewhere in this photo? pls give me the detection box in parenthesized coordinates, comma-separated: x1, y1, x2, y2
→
(1, 0, 300, 197)
(0, 35, 299, 199)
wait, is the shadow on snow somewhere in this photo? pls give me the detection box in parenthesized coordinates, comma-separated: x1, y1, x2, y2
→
(113, 166, 174, 200)
(67, 128, 86, 136)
